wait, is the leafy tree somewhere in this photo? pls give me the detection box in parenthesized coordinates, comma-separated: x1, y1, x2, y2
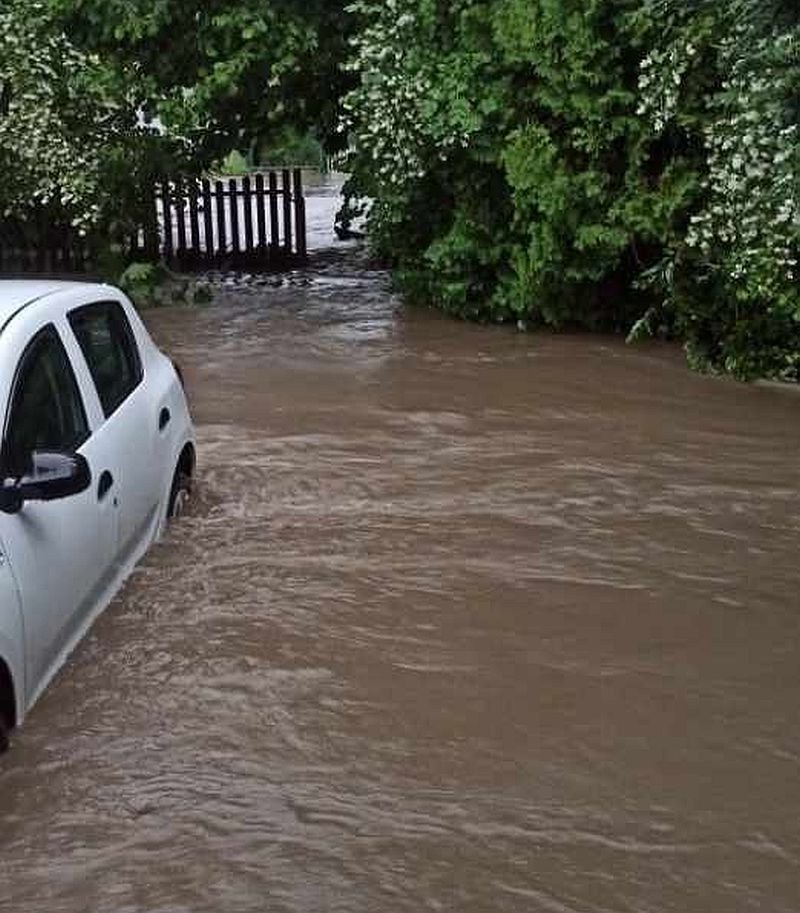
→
(0, 0, 124, 230)
(0, 0, 193, 262)
(48, 0, 354, 166)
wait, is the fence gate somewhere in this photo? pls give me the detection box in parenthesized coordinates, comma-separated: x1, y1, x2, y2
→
(137, 168, 307, 269)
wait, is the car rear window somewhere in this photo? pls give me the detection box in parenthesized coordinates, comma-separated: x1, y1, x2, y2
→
(68, 301, 143, 418)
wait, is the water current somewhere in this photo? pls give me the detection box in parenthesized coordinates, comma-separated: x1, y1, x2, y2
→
(1, 174, 799, 912)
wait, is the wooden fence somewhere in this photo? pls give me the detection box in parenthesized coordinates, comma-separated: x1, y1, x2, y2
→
(0, 168, 307, 274)
(0, 214, 90, 274)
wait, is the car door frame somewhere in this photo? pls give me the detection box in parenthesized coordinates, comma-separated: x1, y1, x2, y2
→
(64, 293, 164, 565)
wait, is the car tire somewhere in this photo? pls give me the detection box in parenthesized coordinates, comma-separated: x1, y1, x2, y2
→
(167, 467, 192, 520)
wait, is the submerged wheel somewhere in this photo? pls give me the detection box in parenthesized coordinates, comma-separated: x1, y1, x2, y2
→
(167, 469, 192, 520)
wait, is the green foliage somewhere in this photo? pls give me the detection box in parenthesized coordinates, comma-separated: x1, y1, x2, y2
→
(0, 0, 194, 255)
(343, 0, 799, 379)
(216, 150, 250, 175)
(344, 0, 667, 331)
(2, 0, 351, 289)
(257, 127, 325, 168)
(0, 0, 124, 229)
(635, 0, 800, 380)
(119, 261, 212, 308)
(4, 0, 796, 377)
(48, 0, 355, 165)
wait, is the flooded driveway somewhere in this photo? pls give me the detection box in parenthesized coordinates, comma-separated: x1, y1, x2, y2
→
(1, 177, 799, 912)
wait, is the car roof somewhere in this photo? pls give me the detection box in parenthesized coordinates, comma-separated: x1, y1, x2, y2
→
(0, 279, 102, 332)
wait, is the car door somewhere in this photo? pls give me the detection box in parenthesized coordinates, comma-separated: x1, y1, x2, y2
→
(0, 323, 117, 704)
(67, 300, 160, 565)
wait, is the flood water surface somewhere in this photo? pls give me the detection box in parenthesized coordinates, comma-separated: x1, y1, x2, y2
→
(1, 184, 799, 912)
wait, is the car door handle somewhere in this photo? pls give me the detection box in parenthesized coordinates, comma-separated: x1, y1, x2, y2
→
(159, 407, 171, 431)
(98, 470, 114, 501)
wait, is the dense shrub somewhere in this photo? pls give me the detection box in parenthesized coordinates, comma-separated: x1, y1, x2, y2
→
(342, 0, 799, 379)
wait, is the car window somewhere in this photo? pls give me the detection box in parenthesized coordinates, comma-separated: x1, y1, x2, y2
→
(68, 301, 143, 418)
(3, 325, 89, 478)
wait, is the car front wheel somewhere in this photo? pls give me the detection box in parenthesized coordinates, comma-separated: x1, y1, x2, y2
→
(167, 467, 192, 519)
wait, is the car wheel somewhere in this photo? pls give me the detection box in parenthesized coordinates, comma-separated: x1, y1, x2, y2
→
(167, 468, 192, 520)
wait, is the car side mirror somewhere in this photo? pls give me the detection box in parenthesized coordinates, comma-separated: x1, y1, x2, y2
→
(0, 451, 91, 514)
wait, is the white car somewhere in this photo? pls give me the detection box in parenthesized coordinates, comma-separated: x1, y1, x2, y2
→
(0, 280, 195, 752)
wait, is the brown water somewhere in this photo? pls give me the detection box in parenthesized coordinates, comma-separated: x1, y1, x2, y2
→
(2, 180, 799, 912)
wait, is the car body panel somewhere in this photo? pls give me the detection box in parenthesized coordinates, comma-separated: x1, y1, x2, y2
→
(0, 280, 195, 733)
(0, 281, 98, 332)
(0, 546, 25, 723)
(3, 435, 117, 706)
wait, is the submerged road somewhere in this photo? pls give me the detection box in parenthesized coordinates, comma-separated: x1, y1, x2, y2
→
(1, 175, 799, 912)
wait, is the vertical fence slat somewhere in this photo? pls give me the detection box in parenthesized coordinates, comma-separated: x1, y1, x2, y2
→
(202, 179, 214, 256)
(175, 176, 187, 258)
(255, 174, 267, 250)
(189, 180, 200, 259)
(215, 180, 227, 256)
(228, 178, 240, 254)
(269, 172, 280, 249)
(162, 180, 174, 262)
(242, 176, 254, 254)
(281, 169, 292, 253)
(144, 183, 159, 261)
(292, 169, 306, 260)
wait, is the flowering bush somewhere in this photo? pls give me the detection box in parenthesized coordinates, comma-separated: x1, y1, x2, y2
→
(634, 1, 799, 378)
(0, 1, 108, 230)
(342, 0, 483, 189)
(343, 0, 799, 379)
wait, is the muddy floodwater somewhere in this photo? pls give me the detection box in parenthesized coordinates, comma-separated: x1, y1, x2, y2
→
(2, 175, 799, 912)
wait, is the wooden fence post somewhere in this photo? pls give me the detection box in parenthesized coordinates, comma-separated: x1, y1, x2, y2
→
(281, 169, 292, 254)
(228, 178, 240, 254)
(175, 176, 187, 260)
(215, 180, 227, 257)
(188, 180, 201, 262)
(242, 176, 254, 255)
(202, 179, 213, 257)
(292, 169, 307, 260)
(269, 172, 280, 250)
(255, 174, 267, 252)
(161, 180, 174, 263)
